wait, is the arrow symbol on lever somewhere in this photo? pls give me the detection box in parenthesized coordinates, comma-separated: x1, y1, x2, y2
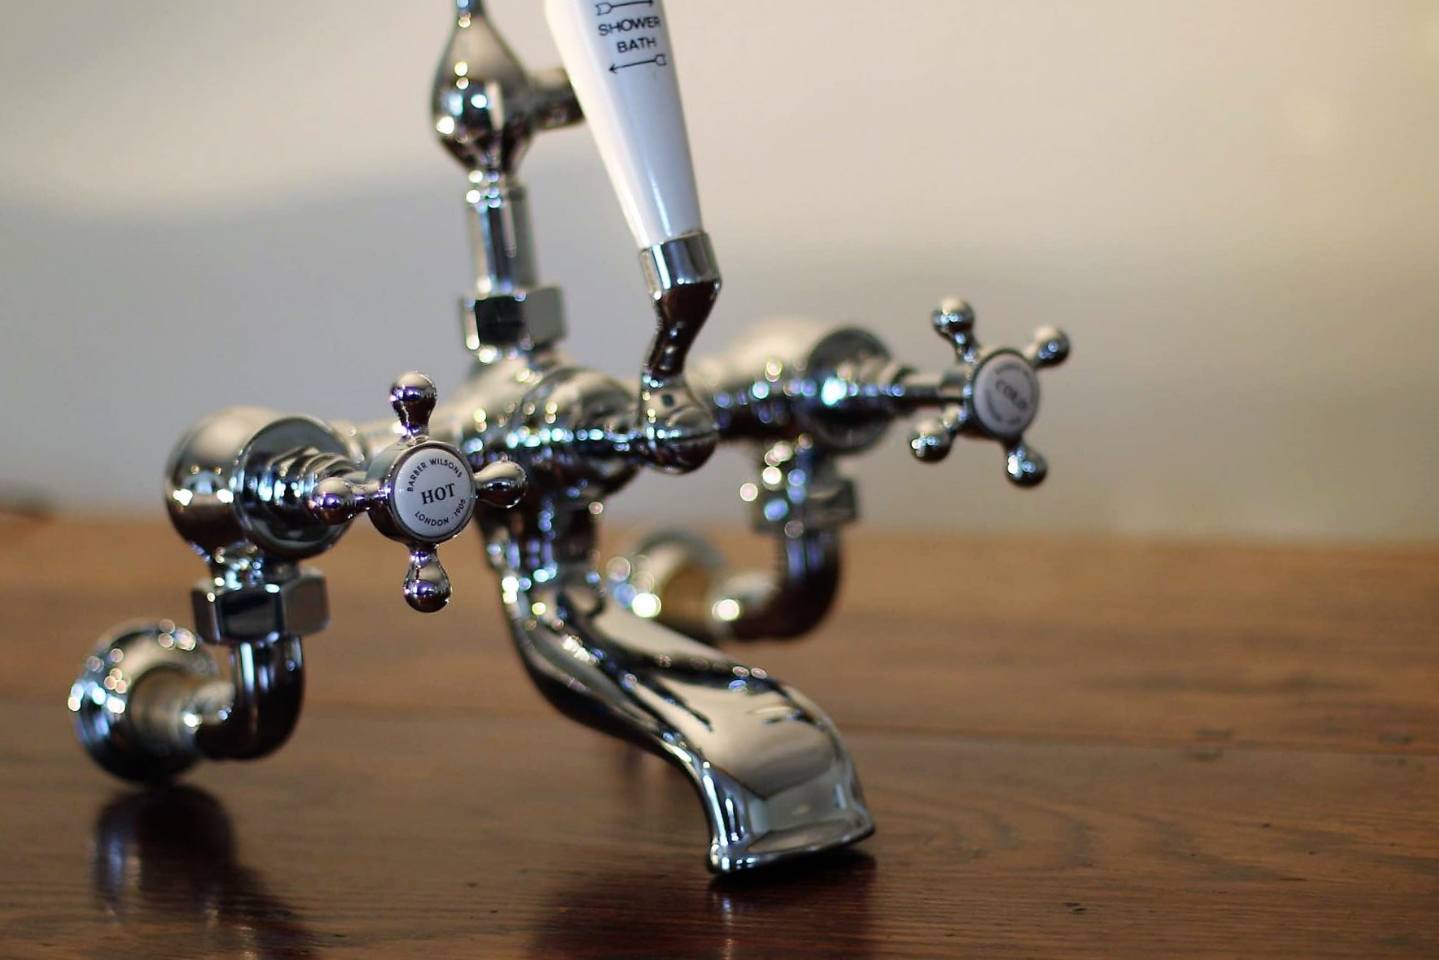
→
(595, 1, 653, 13)
(610, 54, 668, 73)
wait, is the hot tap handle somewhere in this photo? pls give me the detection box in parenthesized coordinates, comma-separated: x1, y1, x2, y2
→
(908, 300, 1070, 487)
(307, 372, 526, 612)
(545, 0, 702, 249)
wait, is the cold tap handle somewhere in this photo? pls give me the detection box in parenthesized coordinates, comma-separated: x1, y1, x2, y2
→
(907, 300, 1070, 487)
(545, 0, 702, 249)
(307, 373, 526, 612)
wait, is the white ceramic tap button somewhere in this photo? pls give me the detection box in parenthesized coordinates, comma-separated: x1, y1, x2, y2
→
(545, 0, 702, 249)
(390, 447, 475, 542)
(973, 354, 1040, 439)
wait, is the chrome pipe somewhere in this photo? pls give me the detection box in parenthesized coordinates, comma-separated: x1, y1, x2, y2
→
(466, 178, 539, 297)
(129, 637, 305, 764)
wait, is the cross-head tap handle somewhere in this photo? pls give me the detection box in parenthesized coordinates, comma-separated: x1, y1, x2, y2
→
(909, 300, 1070, 487)
(307, 372, 526, 612)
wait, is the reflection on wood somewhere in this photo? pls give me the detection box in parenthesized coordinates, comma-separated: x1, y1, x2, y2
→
(0, 518, 1436, 957)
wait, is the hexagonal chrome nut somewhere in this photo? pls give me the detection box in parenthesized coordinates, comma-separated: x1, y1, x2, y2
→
(190, 569, 330, 644)
(462, 285, 567, 354)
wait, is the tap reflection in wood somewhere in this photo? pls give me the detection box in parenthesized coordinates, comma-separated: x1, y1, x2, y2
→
(92, 786, 317, 958)
(529, 849, 877, 959)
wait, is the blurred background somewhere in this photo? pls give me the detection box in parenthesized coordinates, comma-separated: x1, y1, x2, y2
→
(1, 0, 1436, 541)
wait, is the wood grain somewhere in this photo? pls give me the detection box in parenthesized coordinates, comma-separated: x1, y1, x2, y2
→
(2, 705, 1436, 959)
(1, 517, 1436, 958)
(4, 518, 1437, 751)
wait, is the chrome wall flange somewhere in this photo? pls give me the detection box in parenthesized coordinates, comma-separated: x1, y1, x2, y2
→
(70, 621, 217, 783)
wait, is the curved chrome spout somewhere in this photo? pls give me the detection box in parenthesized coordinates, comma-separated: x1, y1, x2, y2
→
(486, 515, 872, 872)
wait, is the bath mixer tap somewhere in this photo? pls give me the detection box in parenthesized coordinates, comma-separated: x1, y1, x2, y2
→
(69, 0, 1069, 873)
(70, 372, 525, 782)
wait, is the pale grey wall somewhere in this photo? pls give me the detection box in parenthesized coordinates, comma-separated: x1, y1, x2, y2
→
(2, 0, 1436, 540)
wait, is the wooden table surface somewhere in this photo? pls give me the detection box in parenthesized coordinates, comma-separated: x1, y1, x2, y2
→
(1, 517, 1436, 958)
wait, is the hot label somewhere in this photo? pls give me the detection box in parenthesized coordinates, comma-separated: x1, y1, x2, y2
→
(394, 451, 473, 541)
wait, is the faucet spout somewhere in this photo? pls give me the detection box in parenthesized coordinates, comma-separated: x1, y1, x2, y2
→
(486, 517, 872, 872)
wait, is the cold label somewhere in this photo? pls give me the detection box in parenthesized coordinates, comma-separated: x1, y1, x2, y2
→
(973, 354, 1040, 438)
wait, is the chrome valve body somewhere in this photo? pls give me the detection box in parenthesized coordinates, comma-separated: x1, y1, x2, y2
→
(69, 0, 1068, 874)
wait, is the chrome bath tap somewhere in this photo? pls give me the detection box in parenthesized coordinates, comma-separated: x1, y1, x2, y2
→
(69, 0, 1069, 873)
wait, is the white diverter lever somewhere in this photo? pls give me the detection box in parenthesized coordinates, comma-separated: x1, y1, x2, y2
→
(545, 0, 720, 473)
(545, 0, 701, 246)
